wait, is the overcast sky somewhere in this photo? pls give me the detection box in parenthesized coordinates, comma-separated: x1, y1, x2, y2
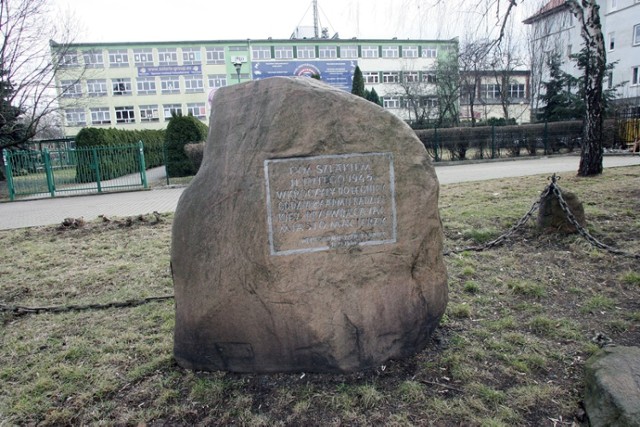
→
(51, 0, 534, 44)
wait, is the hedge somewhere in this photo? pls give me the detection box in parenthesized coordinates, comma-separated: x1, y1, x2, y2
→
(415, 119, 617, 162)
(74, 127, 165, 183)
(165, 114, 209, 177)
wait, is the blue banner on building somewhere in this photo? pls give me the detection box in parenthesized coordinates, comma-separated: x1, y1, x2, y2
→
(251, 61, 356, 92)
(138, 65, 202, 77)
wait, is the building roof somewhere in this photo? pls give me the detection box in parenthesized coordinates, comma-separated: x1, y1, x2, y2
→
(522, 0, 570, 24)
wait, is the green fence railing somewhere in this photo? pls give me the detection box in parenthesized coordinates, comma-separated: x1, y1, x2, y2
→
(3, 141, 148, 201)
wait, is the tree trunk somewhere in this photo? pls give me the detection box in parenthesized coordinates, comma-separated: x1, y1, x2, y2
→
(569, 0, 606, 176)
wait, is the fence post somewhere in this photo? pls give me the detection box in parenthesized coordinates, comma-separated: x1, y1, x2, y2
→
(164, 141, 170, 186)
(92, 147, 102, 193)
(3, 150, 15, 201)
(138, 140, 148, 189)
(433, 127, 439, 162)
(491, 125, 496, 159)
(43, 149, 56, 197)
(543, 120, 549, 154)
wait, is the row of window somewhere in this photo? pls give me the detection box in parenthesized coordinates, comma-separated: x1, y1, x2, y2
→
(60, 47, 226, 68)
(363, 71, 437, 84)
(64, 103, 208, 127)
(381, 96, 439, 109)
(60, 74, 230, 98)
(58, 43, 445, 68)
(607, 24, 640, 51)
(250, 44, 440, 60)
(462, 83, 527, 99)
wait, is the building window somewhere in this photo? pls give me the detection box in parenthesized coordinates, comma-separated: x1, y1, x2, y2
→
(115, 106, 135, 124)
(111, 78, 132, 96)
(184, 75, 204, 93)
(567, 44, 573, 59)
(509, 83, 526, 98)
(611, 0, 617, 9)
(404, 72, 419, 83)
(403, 46, 418, 58)
(139, 104, 160, 122)
(208, 74, 227, 88)
(481, 84, 501, 99)
(363, 72, 379, 84)
(65, 109, 86, 126)
(158, 48, 178, 65)
(632, 66, 639, 85)
(361, 45, 379, 58)
(59, 51, 79, 68)
(87, 79, 108, 97)
(382, 72, 400, 83)
(274, 46, 294, 59)
(634, 24, 640, 45)
(252, 46, 271, 60)
(108, 49, 129, 67)
(163, 103, 182, 119)
(297, 46, 316, 59)
(319, 45, 337, 58)
(607, 72, 613, 89)
(420, 97, 438, 108)
(382, 97, 400, 109)
(160, 76, 180, 94)
(608, 32, 615, 51)
(61, 80, 82, 97)
(90, 107, 111, 125)
(206, 47, 225, 64)
(182, 47, 201, 65)
(136, 77, 156, 95)
(83, 50, 104, 68)
(422, 73, 436, 84)
(133, 48, 154, 66)
(382, 46, 399, 58)
(340, 45, 358, 58)
(421, 46, 437, 58)
(186, 102, 207, 119)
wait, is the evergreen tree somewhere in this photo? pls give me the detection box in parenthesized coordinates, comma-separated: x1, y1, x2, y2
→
(366, 87, 382, 106)
(0, 69, 29, 150)
(351, 66, 365, 97)
(539, 53, 577, 122)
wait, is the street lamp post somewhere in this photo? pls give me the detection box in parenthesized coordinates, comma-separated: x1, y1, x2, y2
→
(233, 61, 242, 84)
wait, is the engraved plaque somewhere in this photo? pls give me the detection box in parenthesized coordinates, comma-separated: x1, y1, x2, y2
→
(264, 152, 397, 256)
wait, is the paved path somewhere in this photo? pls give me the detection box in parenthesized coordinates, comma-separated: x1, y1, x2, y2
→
(0, 155, 638, 230)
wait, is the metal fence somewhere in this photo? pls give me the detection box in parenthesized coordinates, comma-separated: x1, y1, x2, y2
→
(3, 142, 148, 201)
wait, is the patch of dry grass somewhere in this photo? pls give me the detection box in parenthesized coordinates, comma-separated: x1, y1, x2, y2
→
(1, 166, 639, 425)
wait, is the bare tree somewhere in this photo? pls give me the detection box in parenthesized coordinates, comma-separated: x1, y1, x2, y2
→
(456, 0, 606, 176)
(392, 63, 439, 127)
(0, 0, 79, 152)
(459, 39, 492, 126)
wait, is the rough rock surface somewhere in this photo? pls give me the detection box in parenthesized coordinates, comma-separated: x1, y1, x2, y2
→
(537, 187, 586, 233)
(172, 77, 448, 373)
(584, 346, 640, 427)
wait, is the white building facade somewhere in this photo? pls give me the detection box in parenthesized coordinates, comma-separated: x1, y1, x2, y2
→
(51, 38, 458, 136)
(524, 0, 640, 112)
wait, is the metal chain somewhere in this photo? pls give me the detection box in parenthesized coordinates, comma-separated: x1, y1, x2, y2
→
(0, 295, 174, 317)
(549, 176, 640, 260)
(444, 184, 552, 255)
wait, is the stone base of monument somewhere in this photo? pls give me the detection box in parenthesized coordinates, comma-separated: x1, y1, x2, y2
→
(171, 77, 448, 373)
(537, 188, 586, 233)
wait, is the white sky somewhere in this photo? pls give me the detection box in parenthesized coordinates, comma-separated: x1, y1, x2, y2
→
(51, 0, 534, 44)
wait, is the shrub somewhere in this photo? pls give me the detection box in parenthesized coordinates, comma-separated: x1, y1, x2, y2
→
(74, 127, 165, 183)
(165, 114, 208, 178)
(184, 142, 205, 172)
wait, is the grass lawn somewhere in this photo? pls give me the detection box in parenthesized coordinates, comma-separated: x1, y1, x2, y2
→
(1, 166, 639, 426)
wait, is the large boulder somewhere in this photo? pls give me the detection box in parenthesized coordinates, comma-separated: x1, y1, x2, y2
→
(171, 77, 448, 373)
(584, 346, 640, 426)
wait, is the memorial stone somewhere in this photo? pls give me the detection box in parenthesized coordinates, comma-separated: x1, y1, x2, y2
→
(172, 77, 448, 373)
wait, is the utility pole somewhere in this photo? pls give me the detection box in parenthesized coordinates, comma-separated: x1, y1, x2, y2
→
(313, 0, 319, 38)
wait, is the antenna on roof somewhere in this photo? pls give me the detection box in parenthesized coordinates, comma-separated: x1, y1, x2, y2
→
(313, 0, 319, 38)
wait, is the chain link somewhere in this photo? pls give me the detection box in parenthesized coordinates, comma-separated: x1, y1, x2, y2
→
(0, 295, 174, 317)
(3, 175, 637, 316)
(445, 174, 639, 260)
(444, 183, 552, 255)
